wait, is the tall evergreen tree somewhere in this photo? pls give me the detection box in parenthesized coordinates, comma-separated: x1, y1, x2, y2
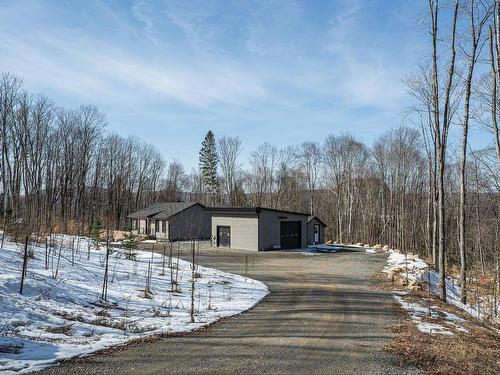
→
(199, 131, 219, 205)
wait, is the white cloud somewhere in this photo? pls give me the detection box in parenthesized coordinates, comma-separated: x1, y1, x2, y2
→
(0, 33, 111, 97)
(321, 0, 406, 111)
(0, 0, 409, 121)
(131, 1, 157, 44)
(0, 26, 271, 109)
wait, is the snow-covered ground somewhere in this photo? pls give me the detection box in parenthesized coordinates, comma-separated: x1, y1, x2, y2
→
(393, 292, 469, 335)
(384, 250, 429, 285)
(0, 235, 268, 374)
(384, 250, 498, 323)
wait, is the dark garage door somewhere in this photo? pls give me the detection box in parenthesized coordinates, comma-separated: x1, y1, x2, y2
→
(217, 226, 231, 248)
(280, 221, 301, 249)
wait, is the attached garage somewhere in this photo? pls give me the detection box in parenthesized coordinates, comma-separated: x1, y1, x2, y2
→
(210, 207, 308, 251)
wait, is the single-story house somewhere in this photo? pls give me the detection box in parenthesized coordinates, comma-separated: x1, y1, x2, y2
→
(128, 202, 210, 241)
(307, 216, 327, 245)
(209, 207, 310, 251)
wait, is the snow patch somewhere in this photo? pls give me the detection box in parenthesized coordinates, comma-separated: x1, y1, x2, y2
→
(393, 294, 468, 335)
(384, 250, 498, 322)
(0, 236, 268, 373)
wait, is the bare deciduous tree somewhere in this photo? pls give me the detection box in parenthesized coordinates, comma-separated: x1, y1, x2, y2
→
(299, 142, 322, 216)
(217, 136, 242, 205)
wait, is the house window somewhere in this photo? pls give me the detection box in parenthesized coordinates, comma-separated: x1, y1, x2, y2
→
(155, 220, 160, 233)
(162, 220, 167, 233)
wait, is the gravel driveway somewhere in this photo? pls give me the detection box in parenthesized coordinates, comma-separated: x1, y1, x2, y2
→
(39, 246, 418, 374)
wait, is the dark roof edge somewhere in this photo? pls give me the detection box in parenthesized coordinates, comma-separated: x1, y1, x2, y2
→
(208, 206, 309, 217)
(128, 202, 204, 219)
(308, 215, 328, 227)
(156, 202, 205, 219)
(127, 208, 165, 219)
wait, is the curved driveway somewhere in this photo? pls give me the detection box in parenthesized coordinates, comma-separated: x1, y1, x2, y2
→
(40, 247, 417, 374)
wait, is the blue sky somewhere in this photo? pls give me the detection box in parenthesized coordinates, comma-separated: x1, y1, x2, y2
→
(0, 0, 443, 168)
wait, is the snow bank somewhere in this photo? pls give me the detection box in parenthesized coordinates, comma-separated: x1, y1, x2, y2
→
(0, 236, 268, 373)
(383, 250, 489, 321)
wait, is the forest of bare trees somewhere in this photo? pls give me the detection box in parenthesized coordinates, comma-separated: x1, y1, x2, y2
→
(0, 72, 166, 236)
(0, 0, 498, 308)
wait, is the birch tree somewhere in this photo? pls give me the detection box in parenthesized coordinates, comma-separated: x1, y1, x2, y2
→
(458, 0, 491, 304)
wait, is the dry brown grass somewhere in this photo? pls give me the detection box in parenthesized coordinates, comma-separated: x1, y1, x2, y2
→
(386, 309, 500, 374)
(95, 309, 110, 317)
(46, 324, 73, 336)
(375, 271, 500, 374)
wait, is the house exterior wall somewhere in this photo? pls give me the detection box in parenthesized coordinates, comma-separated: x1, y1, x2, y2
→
(148, 220, 156, 236)
(138, 219, 147, 235)
(307, 218, 325, 245)
(211, 209, 308, 251)
(130, 219, 138, 235)
(130, 204, 209, 241)
(154, 220, 169, 240)
(258, 210, 307, 250)
(132, 218, 163, 238)
(211, 213, 259, 251)
(169, 204, 210, 241)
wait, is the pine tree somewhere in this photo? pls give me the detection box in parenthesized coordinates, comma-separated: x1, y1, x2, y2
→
(122, 227, 138, 260)
(90, 220, 103, 251)
(199, 130, 219, 204)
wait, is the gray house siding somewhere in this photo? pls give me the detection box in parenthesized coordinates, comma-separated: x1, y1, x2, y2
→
(307, 218, 325, 245)
(258, 210, 307, 250)
(168, 204, 210, 241)
(211, 213, 259, 251)
(129, 203, 209, 241)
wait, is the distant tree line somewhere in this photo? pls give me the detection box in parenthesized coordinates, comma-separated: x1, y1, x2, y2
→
(0, 72, 497, 271)
(0, 72, 166, 235)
